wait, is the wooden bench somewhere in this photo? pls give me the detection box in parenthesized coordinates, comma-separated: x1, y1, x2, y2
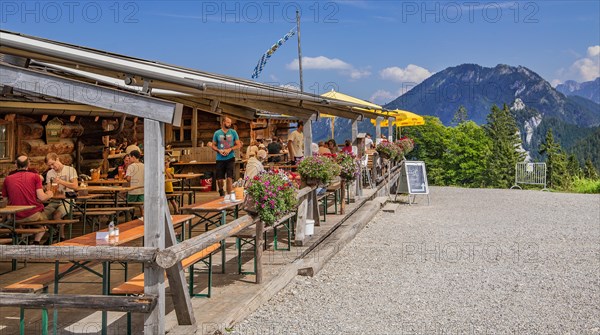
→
(19, 219, 80, 243)
(1, 261, 100, 334)
(0, 227, 48, 245)
(111, 242, 220, 297)
(316, 182, 342, 222)
(77, 210, 118, 233)
(109, 243, 219, 335)
(171, 190, 195, 205)
(233, 212, 295, 275)
(0, 237, 13, 245)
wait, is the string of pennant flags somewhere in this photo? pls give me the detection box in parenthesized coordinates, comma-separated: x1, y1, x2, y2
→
(251, 26, 297, 79)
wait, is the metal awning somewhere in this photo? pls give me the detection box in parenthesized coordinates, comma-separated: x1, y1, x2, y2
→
(0, 30, 374, 121)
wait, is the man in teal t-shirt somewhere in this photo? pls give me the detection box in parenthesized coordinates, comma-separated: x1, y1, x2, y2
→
(211, 117, 241, 198)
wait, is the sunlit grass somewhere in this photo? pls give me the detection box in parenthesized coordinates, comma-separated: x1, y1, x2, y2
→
(571, 177, 600, 194)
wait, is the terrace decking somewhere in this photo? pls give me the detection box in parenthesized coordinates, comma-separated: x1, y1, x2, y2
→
(0, 175, 397, 334)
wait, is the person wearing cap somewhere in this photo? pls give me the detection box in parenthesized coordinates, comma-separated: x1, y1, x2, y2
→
(288, 120, 304, 164)
(244, 149, 266, 184)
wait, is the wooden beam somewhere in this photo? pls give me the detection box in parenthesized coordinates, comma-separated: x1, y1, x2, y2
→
(143, 119, 166, 334)
(0, 245, 157, 263)
(163, 210, 195, 326)
(0, 293, 156, 313)
(0, 63, 182, 125)
(0, 101, 110, 112)
(191, 107, 198, 148)
(375, 117, 382, 141)
(156, 215, 256, 269)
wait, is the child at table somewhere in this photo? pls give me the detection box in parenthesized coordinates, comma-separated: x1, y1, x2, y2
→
(165, 157, 179, 213)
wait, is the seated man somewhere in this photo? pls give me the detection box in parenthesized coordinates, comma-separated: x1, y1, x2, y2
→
(318, 141, 331, 155)
(45, 152, 78, 240)
(2, 155, 54, 244)
(267, 136, 283, 162)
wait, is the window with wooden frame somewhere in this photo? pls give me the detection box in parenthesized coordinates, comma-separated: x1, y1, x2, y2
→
(0, 120, 14, 162)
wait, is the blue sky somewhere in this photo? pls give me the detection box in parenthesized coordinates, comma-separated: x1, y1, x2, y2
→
(2, 1, 599, 105)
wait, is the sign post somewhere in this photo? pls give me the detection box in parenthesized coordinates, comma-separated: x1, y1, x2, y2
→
(396, 161, 430, 205)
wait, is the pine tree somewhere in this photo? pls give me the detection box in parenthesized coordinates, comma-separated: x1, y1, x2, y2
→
(584, 158, 599, 180)
(539, 129, 569, 189)
(484, 104, 525, 188)
(566, 154, 581, 178)
(452, 105, 468, 126)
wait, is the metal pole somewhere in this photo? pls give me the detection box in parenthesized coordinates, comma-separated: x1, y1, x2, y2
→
(296, 10, 304, 92)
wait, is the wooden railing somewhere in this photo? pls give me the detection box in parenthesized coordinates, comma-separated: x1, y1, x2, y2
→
(0, 186, 319, 327)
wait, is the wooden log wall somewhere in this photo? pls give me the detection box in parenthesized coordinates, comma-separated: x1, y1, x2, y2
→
(167, 109, 251, 149)
(79, 117, 144, 174)
(16, 117, 83, 172)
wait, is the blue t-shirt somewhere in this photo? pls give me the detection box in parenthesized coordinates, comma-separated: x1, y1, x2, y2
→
(213, 128, 239, 161)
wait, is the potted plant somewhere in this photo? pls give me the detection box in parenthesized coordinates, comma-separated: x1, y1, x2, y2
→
(397, 137, 415, 155)
(376, 141, 397, 161)
(297, 155, 341, 186)
(244, 170, 298, 226)
(336, 152, 359, 182)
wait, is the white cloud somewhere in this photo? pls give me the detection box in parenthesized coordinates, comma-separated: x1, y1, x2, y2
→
(370, 87, 411, 104)
(287, 56, 351, 70)
(370, 90, 396, 104)
(349, 69, 372, 79)
(550, 79, 561, 87)
(379, 64, 432, 83)
(561, 45, 600, 82)
(280, 83, 300, 91)
(587, 45, 600, 57)
(287, 56, 371, 79)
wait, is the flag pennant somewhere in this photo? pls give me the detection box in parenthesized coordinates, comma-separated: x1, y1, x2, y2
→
(251, 27, 296, 79)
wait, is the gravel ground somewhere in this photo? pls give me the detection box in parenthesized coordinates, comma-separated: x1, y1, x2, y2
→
(231, 187, 600, 335)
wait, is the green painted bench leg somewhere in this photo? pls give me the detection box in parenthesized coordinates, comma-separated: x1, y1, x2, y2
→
(334, 190, 339, 214)
(42, 308, 48, 335)
(207, 255, 212, 298)
(236, 238, 242, 274)
(19, 307, 24, 335)
(188, 263, 194, 297)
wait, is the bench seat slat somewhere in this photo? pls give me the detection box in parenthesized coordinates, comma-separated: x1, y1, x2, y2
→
(111, 243, 220, 295)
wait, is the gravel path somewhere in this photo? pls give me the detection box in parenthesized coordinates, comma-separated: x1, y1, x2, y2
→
(232, 187, 600, 335)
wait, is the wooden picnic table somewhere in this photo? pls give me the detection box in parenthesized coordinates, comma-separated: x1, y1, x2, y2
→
(52, 214, 195, 332)
(86, 179, 129, 186)
(0, 205, 36, 270)
(82, 185, 143, 206)
(181, 197, 243, 273)
(173, 173, 203, 192)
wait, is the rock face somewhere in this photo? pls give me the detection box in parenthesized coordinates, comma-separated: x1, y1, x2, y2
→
(556, 78, 600, 104)
(384, 64, 600, 127)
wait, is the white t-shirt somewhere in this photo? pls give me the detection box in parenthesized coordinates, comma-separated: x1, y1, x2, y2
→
(126, 162, 144, 195)
(46, 165, 78, 192)
(288, 130, 304, 158)
(365, 137, 373, 149)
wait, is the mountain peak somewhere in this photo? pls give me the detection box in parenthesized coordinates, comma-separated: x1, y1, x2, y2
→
(556, 78, 600, 103)
(384, 64, 599, 127)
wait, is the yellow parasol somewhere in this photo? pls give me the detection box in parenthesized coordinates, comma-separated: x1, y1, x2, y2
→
(320, 90, 384, 138)
(388, 109, 425, 127)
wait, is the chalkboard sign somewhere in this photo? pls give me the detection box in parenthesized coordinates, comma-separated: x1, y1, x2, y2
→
(397, 161, 429, 195)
